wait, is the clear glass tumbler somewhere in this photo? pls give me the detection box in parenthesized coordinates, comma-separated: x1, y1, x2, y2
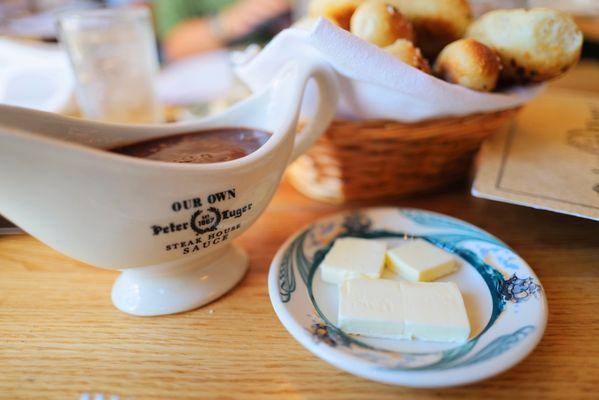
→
(58, 7, 163, 123)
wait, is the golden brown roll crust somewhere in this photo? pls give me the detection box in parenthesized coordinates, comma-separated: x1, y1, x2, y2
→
(434, 38, 501, 92)
(384, 39, 431, 73)
(387, 0, 472, 58)
(308, 0, 363, 30)
(350, 0, 414, 47)
(467, 8, 583, 83)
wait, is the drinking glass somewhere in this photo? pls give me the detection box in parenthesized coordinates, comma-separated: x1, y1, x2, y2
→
(58, 8, 163, 123)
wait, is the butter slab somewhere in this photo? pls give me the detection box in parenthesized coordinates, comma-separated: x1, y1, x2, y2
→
(401, 281, 470, 343)
(386, 239, 457, 282)
(338, 278, 406, 339)
(320, 238, 386, 285)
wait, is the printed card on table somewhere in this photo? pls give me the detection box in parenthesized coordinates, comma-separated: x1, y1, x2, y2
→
(473, 88, 599, 221)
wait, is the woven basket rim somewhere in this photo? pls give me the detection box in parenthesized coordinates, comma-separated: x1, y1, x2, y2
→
(289, 107, 520, 204)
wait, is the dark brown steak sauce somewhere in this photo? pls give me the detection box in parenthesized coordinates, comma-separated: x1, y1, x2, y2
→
(111, 128, 272, 164)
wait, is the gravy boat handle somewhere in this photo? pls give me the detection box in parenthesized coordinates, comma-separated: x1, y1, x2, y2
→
(292, 58, 339, 163)
(265, 55, 339, 164)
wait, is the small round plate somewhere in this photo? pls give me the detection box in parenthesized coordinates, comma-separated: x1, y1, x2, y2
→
(268, 208, 547, 388)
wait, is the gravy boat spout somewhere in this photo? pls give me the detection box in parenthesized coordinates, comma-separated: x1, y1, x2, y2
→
(0, 57, 338, 316)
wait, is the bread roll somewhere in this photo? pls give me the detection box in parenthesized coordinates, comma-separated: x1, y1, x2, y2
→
(384, 39, 431, 73)
(386, 0, 472, 58)
(434, 38, 501, 92)
(350, 0, 414, 47)
(467, 8, 583, 83)
(308, 0, 363, 30)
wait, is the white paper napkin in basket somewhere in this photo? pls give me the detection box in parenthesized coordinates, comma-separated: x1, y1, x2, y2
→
(235, 18, 543, 122)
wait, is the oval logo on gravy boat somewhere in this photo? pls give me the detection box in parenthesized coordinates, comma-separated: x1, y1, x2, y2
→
(190, 207, 222, 235)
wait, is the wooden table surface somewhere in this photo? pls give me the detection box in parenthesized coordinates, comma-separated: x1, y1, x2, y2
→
(1, 64, 599, 400)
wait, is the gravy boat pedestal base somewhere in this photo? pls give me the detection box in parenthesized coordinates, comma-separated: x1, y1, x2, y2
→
(112, 243, 248, 316)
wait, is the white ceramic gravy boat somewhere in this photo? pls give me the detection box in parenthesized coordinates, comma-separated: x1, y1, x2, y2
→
(0, 58, 338, 316)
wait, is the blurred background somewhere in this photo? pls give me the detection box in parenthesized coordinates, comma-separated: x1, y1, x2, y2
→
(0, 0, 597, 232)
(0, 0, 597, 124)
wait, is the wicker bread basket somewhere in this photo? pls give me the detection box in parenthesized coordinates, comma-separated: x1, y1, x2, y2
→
(287, 108, 519, 204)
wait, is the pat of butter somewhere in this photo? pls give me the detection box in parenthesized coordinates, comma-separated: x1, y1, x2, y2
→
(338, 278, 406, 339)
(386, 239, 457, 282)
(402, 281, 470, 342)
(338, 279, 470, 343)
(320, 238, 386, 285)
